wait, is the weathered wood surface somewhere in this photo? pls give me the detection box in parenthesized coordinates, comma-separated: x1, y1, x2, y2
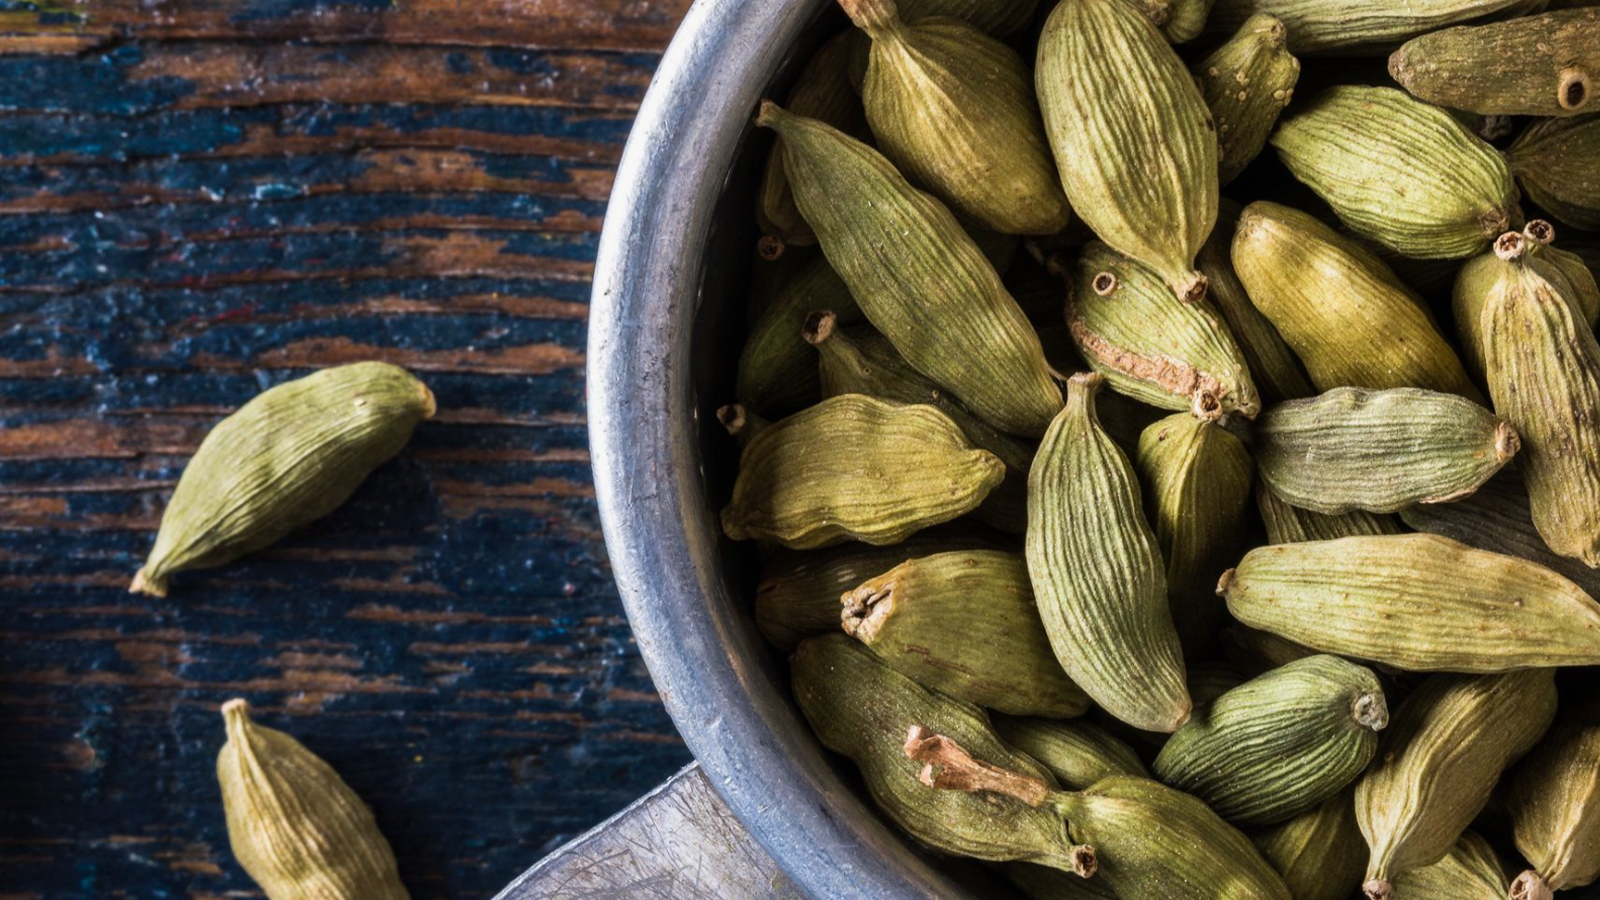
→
(0, 1, 695, 897)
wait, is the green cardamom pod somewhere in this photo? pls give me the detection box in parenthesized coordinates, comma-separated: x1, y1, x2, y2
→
(1065, 243, 1261, 420)
(1006, 862, 1120, 900)
(842, 0, 1070, 235)
(757, 32, 870, 249)
(1458, 223, 1600, 375)
(1206, 0, 1536, 55)
(1196, 14, 1302, 185)
(1355, 670, 1557, 900)
(1526, 219, 1600, 327)
(1200, 201, 1314, 404)
(1255, 791, 1367, 900)
(716, 403, 770, 450)
(1187, 662, 1248, 706)
(757, 102, 1062, 436)
(217, 700, 410, 900)
(131, 362, 434, 597)
(746, 239, 816, 327)
(721, 394, 1005, 549)
(1154, 655, 1388, 826)
(1507, 113, 1600, 230)
(1219, 534, 1600, 671)
(1391, 831, 1511, 900)
(1137, 411, 1255, 655)
(791, 635, 1095, 873)
(1252, 387, 1520, 515)
(1028, 373, 1192, 733)
(1507, 700, 1600, 897)
(1473, 231, 1600, 566)
(1165, 0, 1222, 42)
(1221, 622, 1320, 676)
(1231, 201, 1482, 400)
(1270, 86, 1517, 259)
(736, 255, 859, 417)
(1037, 0, 1219, 302)
(1257, 483, 1404, 545)
(990, 715, 1150, 790)
(1389, 9, 1597, 117)
(842, 550, 1091, 718)
(895, 0, 1042, 35)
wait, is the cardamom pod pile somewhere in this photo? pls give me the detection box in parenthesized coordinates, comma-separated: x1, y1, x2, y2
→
(731, 1, 1600, 897)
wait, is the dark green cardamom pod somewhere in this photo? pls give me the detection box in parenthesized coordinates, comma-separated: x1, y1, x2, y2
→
(1187, 662, 1248, 706)
(1507, 113, 1600, 230)
(842, 0, 1070, 235)
(1205, 0, 1537, 55)
(1506, 699, 1600, 898)
(757, 33, 869, 249)
(716, 403, 770, 451)
(1355, 670, 1557, 900)
(1199, 201, 1314, 404)
(1196, 14, 1301, 185)
(1219, 534, 1600, 671)
(1255, 791, 1367, 900)
(1027, 373, 1192, 733)
(1391, 831, 1511, 900)
(1252, 387, 1520, 515)
(1037, 0, 1219, 302)
(1137, 411, 1255, 655)
(1270, 86, 1517, 259)
(1005, 863, 1120, 900)
(842, 550, 1090, 718)
(747, 239, 816, 327)
(1389, 9, 1598, 117)
(790, 635, 1096, 874)
(1154, 655, 1388, 826)
(895, 0, 1042, 35)
(736, 255, 859, 417)
(1221, 622, 1319, 676)
(756, 102, 1062, 436)
(721, 394, 1004, 549)
(1525, 219, 1600, 327)
(132, 362, 435, 597)
(990, 715, 1150, 790)
(1256, 483, 1404, 545)
(1065, 243, 1260, 420)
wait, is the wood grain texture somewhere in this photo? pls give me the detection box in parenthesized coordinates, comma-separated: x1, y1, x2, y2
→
(0, 1, 694, 897)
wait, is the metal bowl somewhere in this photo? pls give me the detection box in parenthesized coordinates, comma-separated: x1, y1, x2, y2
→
(588, 1, 978, 898)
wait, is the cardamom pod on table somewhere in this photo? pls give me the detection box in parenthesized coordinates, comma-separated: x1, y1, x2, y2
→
(1507, 113, 1600, 230)
(1389, 8, 1598, 117)
(1507, 699, 1600, 898)
(1196, 14, 1301, 185)
(1205, 0, 1537, 54)
(1254, 791, 1367, 900)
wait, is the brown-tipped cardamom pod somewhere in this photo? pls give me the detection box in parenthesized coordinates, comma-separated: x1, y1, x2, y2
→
(716, 403, 770, 450)
(1197, 14, 1301, 185)
(1256, 483, 1404, 545)
(790, 635, 1091, 872)
(757, 103, 1061, 436)
(1037, 0, 1219, 302)
(721, 394, 1004, 549)
(991, 715, 1150, 790)
(842, 550, 1091, 718)
(843, 0, 1070, 235)
(1389, 9, 1598, 117)
(1200, 201, 1314, 404)
(1252, 387, 1520, 515)
(737, 255, 858, 417)
(1392, 831, 1511, 900)
(1205, 0, 1535, 55)
(1137, 411, 1255, 655)
(757, 33, 869, 248)
(1526, 219, 1600, 327)
(1154, 656, 1388, 826)
(1219, 534, 1600, 671)
(1508, 114, 1600, 230)
(217, 700, 410, 900)
(1507, 701, 1600, 897)
(1355, 670, 1557, 900)
(131, 362, 434, 598)
(1255, 791, 1367, 900)
(1231, 201, 1482, 400)
(1472, 232, 1600, 566)
(1066, 243, 1260, 420)
(1027, 373, 1192, 733)
(1270, 86, 1517, 259)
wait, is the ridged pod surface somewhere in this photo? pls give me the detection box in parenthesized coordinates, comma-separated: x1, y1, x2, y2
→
(1026, 374, 1192, 733)
(1252, 387, 1520, 515)
(1256, 484, 1404, 545)
(757, 103, 1061, 436)
(991, 715, 1150, 790)
(1507, 701, 1600, 896)
(1196, 14, 1301, 185)
(894, 0, 1040, 35)
(736, 255, 858, 416)
(1270, 87, 1517, 259)
(721, 395, 1004, 548)
(789, 636, 1088, 869)
(1067, 243, 1260, 420)
(1508, 113, 1600, 232)
(1137, 412, 1254, 654)
(1231, 201, 1481, 400)
(1036, 0, 1219, 302)
(842, 550, 1090, 718)
(1165, 0, 1221, 42)
(1355, 670, 1557, 899)
(1154, 656, 1388, 826)
(1205, 0, 1534, 54)
(1458, 225, 1600, 378)
(1254, 791, 1367, 900)
(1389, 9, 1599, 118)
(1199, 202, 1313, 404)
(132, 363, 434, 597)
(1005, 863, 1119, 900)
(217, 700, 410, 900)
(845, 0, 1070, 234)
(1529, 226, 1600, 327)
(1390, 831, 1511, 900)
(1220, 534, 1600, 671)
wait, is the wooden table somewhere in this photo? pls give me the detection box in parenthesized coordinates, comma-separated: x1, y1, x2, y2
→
(0, 2, 695, 897)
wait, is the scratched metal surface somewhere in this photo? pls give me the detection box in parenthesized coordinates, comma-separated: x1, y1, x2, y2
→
(0, 2, 696, 898)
